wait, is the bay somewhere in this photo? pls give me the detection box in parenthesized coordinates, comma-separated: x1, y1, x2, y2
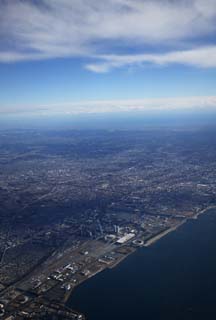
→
(68, 209, 216, 319)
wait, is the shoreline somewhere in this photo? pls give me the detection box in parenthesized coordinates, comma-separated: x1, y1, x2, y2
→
(144, 206, 216, 247)
(192, 205, 216, 220)
(68, 206, 216, 299)
(143, 219, 187, 247)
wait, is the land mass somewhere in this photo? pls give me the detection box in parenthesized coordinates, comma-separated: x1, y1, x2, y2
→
(0, 127, 216, 319)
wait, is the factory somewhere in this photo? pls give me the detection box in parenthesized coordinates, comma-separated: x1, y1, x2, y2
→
(117, 233, 135, 244)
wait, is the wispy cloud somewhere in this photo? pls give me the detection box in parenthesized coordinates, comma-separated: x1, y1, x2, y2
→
(86, 46, 216, 72)
(1, 0, 216, 70)
(2, 96, 216, 115)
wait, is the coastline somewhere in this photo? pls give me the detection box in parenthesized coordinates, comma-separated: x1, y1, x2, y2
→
(143, 219, 187, 247)
(68, 206, 216, 301)
(192, 205, 216, 220)
(68, 205, 216, 320)
(144, 206, 216, 247)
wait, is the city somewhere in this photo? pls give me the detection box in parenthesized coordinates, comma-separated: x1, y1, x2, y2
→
(0, 127, 215, 319)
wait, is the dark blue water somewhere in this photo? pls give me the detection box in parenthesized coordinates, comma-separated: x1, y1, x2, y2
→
(68, 209, 216, 320)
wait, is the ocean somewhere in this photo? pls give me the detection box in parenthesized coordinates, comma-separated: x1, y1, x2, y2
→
(68, 209, 216, 320)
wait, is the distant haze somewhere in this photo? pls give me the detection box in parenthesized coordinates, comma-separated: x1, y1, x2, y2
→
(1, 96, 216, 116)
(1, 108, 216, 130)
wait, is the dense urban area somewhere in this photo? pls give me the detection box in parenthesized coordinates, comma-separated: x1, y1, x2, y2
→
(0, 127, 216, 319)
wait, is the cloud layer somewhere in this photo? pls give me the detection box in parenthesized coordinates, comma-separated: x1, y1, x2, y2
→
(1, 0, 216, 70)
(2, 96, 216, 115)
(86, 46, 216, 72)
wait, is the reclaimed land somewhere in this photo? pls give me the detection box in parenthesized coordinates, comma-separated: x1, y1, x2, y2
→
(68, 206, 216, 302)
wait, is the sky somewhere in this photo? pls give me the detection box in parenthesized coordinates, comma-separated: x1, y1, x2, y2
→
(0, 0, 216, 115)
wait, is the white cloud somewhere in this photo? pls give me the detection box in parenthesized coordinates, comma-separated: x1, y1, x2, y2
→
(1, 0, 216, 69)
(85, 46, 216, 72)
(2, 96, 216, 115)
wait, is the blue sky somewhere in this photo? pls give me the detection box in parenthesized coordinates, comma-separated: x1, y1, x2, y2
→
(0, 0, 216, 115)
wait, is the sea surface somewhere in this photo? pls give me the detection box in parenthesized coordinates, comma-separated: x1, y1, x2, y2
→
(68, 209, 216, 320)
